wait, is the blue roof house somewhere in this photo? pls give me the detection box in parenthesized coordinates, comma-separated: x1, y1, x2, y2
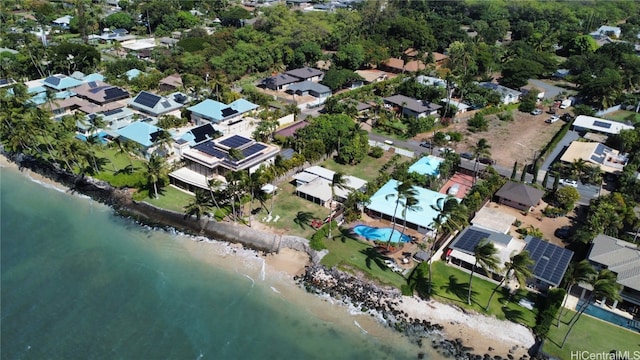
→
(129, 91, 183, 117)
(409, 155, 444, 178)
(187, 98, 259, 135)
(116, 121, 167, 155)
(43, 74, 83, 91)
(125, 69, 143, 80)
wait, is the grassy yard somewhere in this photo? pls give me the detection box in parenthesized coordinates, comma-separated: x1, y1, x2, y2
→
(254, 182, 329, 239)
(320, 234, 408, 288)
(543, 308, 640, 358)
(92, 147, 147, 188)
(429, 261, 538, 328)
(604, 110, 640, 124)
(144, 186, 195, 213)
(320, 152, 409, 183)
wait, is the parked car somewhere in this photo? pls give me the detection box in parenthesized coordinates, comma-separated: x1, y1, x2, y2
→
(555, 226, 571, 239)
(460, 152, 474, 160)
(545, 116, 560, 124)
(561, 113, 574, 122)
(438, 147, 455, 154)
(419, 141, 433, 149)
(531, 109, 543, 115)
(448, 184, 460, 196)
(559, 178, 578, 187)
(478, 157, 496, 165)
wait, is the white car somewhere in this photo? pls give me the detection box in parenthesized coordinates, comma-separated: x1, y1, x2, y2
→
(545, 116, 560, 124)
(560, 178, 578, 187)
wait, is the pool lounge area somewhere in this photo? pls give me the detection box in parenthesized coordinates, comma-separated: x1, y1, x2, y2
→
(577, 301, 640, 332)
(352, 225, 411, 243)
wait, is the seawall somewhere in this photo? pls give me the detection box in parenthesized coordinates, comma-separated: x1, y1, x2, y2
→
(4, 153, 318, 261)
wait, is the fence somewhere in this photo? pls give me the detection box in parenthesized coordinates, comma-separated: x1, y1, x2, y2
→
(368, 140, 417, 158)
(595, 105, 621, 117)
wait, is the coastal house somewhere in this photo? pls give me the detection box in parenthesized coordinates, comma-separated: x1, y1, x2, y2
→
(478, 82, 522, 105)
(159, 74, 183, 92)
(578, 234, 640, 312)
(408, 155, 444, 178)
(95, 107, 135, 130)
(560, 141, 628, 175)
(129, 91, 183, 118)
(286, 81, 332, 106)
(73, 80, 130, 107)
(293, 166, 367, 208)
(447, 226, 573, 290)
(173, 123, 222, 156)
(383, 94, 442, 119)
(116, 120, 167, 155)
(470, 206, 516, 234)
(169, 134, 280, 192)
(285, 67, 324, 83)
(365, 179, 453, 234)
(494, 181, 545, 212)
(571, 115, 634, 137)
(42, 74, 83, 92)
(187, 98, 259, 135)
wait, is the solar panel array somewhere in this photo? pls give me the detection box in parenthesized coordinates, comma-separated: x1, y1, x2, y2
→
(452, 228, 491, 252)
(134, 92, 161, 108)
(161, 100, 172, 108)
(0, 79, 8, 85)
(89, 86, 109, 94)
(242, 143, 267, 158)
(593, 120, 612, 129)
(88, 81, 98, 88)
(221, 107, 239, 118)
(174, 94, 187, 103)
(104, 87, 129, 101)
(45, 76, 61, 86)
(219, 135, 252, 149)
(524, 237, 573, 286)
(102, 108, 123, 117)
(194, 141, 228, 159)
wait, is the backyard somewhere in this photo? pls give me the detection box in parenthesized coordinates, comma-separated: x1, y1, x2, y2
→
(543, 308, 640, 358)
(602, 110, 640, 124)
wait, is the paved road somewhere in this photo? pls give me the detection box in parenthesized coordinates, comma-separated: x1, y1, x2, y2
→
(541, 129, 580, 171)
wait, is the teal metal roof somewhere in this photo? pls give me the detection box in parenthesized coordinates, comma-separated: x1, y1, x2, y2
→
(43, 75, 83, 90)
(229, 98, 259, 113)
(367, 179, 456, 229)
(125, 69, 142, 80)
(116, 121, 161, 147)
(409, 155, 443, 177)
(83, 73, 105, 82)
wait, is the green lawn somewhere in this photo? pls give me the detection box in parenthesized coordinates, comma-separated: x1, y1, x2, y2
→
(254, 182, 329, 239)
(145, 186, 195, 213)
(320, 234, 408, 288)
(604, 110, 640, 124)
(320, 152, 408, 183)
(429, 261, 538, 328)
(543, 308, 640, 358)
(93, 147, 147, 188)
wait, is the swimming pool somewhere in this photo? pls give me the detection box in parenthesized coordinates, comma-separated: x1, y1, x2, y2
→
(577, 301, 640, 332)
(352, 225, 411, 243)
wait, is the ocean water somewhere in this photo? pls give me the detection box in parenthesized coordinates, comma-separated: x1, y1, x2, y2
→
(1, 166, 440, 360)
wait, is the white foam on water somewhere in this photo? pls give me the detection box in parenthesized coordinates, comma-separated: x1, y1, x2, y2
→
(259, 258, 266, 281)
(353, 320, 368, 335)
(25, 173, 66, 193)
(241, 273, 255, 287)
(270, 286, 280, 294)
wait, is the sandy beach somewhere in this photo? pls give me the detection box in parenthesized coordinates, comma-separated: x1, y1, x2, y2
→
(2, 154, 535, 358)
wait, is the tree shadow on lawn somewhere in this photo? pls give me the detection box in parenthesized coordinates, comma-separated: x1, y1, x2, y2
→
(439, 274, 475, 304)
(360, 247, 390, 271)
(293, 211, 314, 230)
(335, 227, 359, 243)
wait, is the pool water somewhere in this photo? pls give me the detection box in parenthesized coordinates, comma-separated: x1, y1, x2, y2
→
(352, 225, 411, 243)
(577, 301, 640, 332)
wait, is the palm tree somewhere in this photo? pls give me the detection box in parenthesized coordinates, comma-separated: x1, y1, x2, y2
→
(207, 177, 225, 217)
(225, 170, 247, 223)
(400, 196, 422, 236)
(384, 180, 418, 249)
(184, 189, 212, 221)
(561, 269, 621, 348)
(467, 239, 500, 305)
(153, 129, 174, 157)
(327, 172, 349, 239)
(145, 154, 167, 198)
(556, 260, 596, 327)
(485, 250, 534, 311)
(471, 138, 491, 183)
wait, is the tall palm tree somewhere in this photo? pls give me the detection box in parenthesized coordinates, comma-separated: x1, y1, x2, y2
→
(561, 269, 621, 348)
(327, 172, 349, 239)
(485, 250, 534, 311)
(400, 196, 422, 236)
(145, 154, 167, 198)
(471, 138, 491, 183)
(207, 177, 225, 217)
(556, 260, 596, 326)
(467, 239, 500, 305)
(184, 189, 212, 221)
(225, 170, 247, 223)
(384, 180, 418, 249)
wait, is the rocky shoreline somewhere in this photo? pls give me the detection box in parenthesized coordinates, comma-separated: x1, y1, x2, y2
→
(297, 264, 538, 360)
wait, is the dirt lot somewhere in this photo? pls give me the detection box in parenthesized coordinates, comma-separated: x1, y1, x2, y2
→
(414, 109, 566, 168)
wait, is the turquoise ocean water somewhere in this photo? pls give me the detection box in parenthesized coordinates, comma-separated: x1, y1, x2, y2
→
(1, 166, 440, 360)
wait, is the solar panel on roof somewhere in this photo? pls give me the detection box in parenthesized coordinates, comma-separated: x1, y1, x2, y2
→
(194, 142, 228, 159)
(174, 94, 187, 103)
(524, 237, 573, 286)
(221, 107, 238, 118)
(161, 100, 172, 108)
(88, 81, 97, 88)
(593, 120, 612, 129)
(104, 87, 129, 101)
(0, 79, 8, 85)
(102, 108, 123, 117)
(242, 143, 267, 158)
(134, 92, 161, 108)
(453, 228, 491, 252)
(219, 135, 252, 149)
(45, 76, 61, 86)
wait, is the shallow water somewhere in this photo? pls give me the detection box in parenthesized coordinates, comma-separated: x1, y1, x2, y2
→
(1, 166, 441, 360)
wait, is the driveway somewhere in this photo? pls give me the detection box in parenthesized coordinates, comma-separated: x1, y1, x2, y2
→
(540, 129, 580, 171)
(527, 79, 571, 100)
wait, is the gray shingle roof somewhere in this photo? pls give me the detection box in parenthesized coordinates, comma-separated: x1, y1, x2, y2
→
(285, 67, 324, 80)
(383, 94, 442, 114)
(495, 181, 545, 207)
(263, 74, 299, 87)
(589, 234, 640, 291)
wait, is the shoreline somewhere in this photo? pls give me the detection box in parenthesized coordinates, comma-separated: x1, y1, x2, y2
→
(1, 154, 536, 359)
